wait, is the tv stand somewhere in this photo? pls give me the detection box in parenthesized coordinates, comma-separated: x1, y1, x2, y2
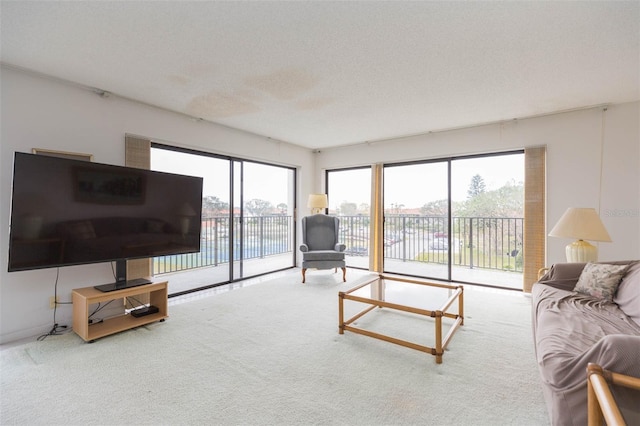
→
(72, 281, 168, 342)
(94, 277, 152, 292)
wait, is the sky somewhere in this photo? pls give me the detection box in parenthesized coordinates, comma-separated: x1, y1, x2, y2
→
(152, 148, 523, 210)
(151, 148, 291, 206)
(329, 153, 524, 209)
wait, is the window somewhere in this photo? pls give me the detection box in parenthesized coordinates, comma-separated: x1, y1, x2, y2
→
(150, 144, 296, 295)
(382, 152, 524, 288)
(326, 152, 525, 290)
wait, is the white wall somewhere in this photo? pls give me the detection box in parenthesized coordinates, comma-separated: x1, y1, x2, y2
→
(2, 66, 639, 343)
(315, 102, 640, 265)
(0, 67, 314, 343)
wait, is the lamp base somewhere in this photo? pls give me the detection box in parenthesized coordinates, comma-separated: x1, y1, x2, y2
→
(566, 240, 597, 263)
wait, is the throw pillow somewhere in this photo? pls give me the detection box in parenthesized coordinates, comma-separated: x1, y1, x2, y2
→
(574, 262, 630, 301)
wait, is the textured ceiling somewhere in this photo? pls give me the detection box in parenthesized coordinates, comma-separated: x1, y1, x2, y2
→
(1, 1, 638, 149)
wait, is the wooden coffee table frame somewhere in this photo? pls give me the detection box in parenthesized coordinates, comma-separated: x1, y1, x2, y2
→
(338, 274, 464, 364)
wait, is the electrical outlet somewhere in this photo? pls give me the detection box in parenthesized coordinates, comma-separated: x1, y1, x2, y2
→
(49, 296, 59, 309)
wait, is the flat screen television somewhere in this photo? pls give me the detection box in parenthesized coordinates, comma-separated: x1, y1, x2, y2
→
(8, 152, 203, 291)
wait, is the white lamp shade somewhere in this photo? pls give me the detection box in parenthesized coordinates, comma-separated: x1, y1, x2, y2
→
(307, 194, 327, 214)
(548, 208, 611, 242)
(549, 207, 611, 262)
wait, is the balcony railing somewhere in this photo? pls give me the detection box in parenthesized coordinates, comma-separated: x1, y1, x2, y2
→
(154, 214, 523, 275)
(153, 215, 293, 275)
(343, 215, 523, 273)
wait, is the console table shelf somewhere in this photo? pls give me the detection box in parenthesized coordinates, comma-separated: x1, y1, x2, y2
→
(72, 281, 168, 342)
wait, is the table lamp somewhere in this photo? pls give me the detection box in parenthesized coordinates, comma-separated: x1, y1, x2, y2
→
(307, 194, 328, 214)
(548, 207, 612, 262)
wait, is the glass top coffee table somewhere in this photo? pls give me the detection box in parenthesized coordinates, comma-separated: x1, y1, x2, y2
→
(338, 274, 464, 364)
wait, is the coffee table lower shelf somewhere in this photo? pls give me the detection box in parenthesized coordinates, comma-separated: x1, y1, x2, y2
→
(338, 274, 464, 364)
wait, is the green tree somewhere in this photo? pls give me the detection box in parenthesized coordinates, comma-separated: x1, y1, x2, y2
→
(458, 180, 523, 218)
(339, 201, 358, 216)
(467, 174, 486, 198)
(245, 199, 273, 216)
(420, 200, 448, 216)
(202, 196, 229, 216)
(492, 180, 524, 217)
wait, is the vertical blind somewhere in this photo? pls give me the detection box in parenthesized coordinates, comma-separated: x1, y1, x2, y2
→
(125, 135, 153, 280)
(523, 146, 546, 292)
(369, 163, 384, 273)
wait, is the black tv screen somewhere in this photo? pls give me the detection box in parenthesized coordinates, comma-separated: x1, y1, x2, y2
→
(8, 152, 203, 278)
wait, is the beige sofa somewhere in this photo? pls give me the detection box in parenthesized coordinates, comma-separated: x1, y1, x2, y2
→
(531, 260, 640, 426)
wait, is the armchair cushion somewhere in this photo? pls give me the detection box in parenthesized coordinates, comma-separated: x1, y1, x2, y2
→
(302, 250, 346, 261)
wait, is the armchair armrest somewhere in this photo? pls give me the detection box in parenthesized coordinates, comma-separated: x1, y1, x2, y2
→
(335, 243, 346, 252)
(300, 244, 309, 252)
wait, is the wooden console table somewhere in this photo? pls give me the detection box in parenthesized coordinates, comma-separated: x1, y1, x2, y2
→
(72, 281, 168, 342)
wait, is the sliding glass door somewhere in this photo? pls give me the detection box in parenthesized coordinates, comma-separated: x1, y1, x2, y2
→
(383, 161, 450, 280)
(326, 167, 371, 269)
(383, 152, 524, 289)
(150, 145, 295, 295)
(450, 154, 524, 286)
(233, 161, 295, 279)
(381, 152, 524, 289)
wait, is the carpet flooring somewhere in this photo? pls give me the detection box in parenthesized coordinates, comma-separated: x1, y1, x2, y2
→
(1, 270, 549, 425)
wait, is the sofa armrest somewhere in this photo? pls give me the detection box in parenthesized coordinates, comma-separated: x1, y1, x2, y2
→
(587, 363, 640, 426)
(537, 262, 587, 291)
(537, 267, 550, 280)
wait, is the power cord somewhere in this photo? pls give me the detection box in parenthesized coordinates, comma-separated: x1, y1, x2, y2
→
(37, 323, 68, 341)
(37, 268, 71, 341)
(88, 299, 114, 322)
(126, 295, 147, 309)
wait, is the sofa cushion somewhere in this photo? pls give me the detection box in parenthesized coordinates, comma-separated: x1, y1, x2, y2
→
(574, 262, 629, 301)
(614, 260, 640, 326)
